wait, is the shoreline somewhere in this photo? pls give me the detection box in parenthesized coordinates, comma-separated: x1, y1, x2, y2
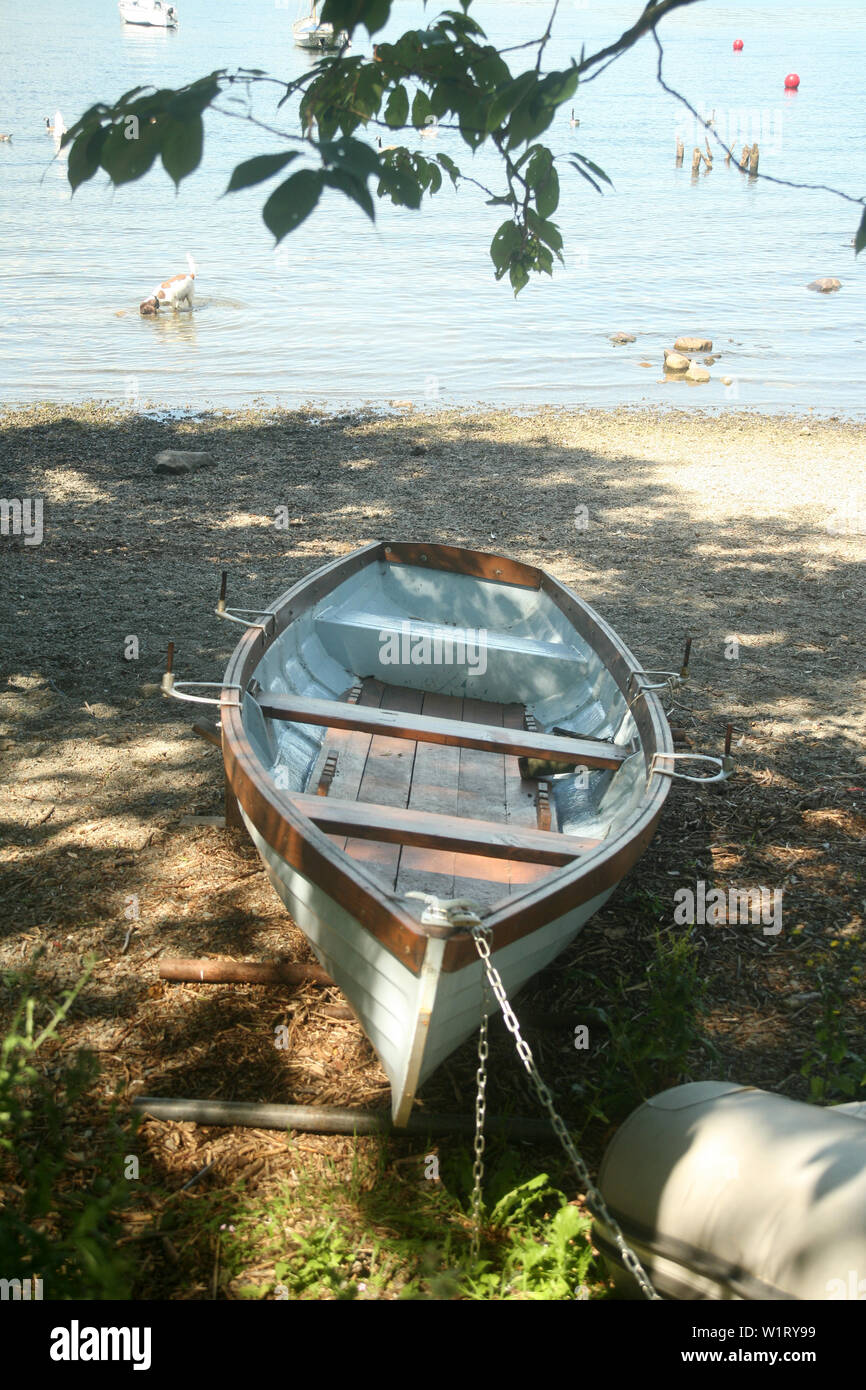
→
(4, 397, 866, 427)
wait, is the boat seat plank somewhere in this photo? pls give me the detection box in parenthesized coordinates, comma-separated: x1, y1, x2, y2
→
(262, 694, 627, 769)
(289, 794, 600, 865)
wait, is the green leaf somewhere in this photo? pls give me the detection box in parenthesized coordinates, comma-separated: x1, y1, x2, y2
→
(377, 162, 423, 209)
(225, 151, 299, 194)
(161, 114, 204, 186)
(536, 165, 559, 219)
(526, 208, 563, 254)
(855, 207, 866, 256)
(411, 89, 432, 129)
(436, 151, 460, 186)
(490, 218, 522, 277)
(487, 71, 537, 131)
(384, 84, 409, 129)
(262, 169, 323, 241)
(320, 136, 381, 179)
(571, 151, 612, 188)
(67, 126, 110, 192)
(320, 0, 391, 38)
(322, 167, 376, 221)
(99, 118, 163, 186)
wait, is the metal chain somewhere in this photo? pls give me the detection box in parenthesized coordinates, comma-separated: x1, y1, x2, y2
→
(469, 926, 492, 1262)
(470, 925, 661, 1301)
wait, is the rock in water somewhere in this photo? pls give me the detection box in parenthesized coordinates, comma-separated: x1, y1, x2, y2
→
(609, 331, 636, 344)
(674, 336, 713, 352)
(663, 350, 691, 372)
(685, 363, 711, 382)
(153, 450, 214, 475)
(807, 278, 841, 293)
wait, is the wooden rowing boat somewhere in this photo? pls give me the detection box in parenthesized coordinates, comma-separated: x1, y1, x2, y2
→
(214, 542, 676, 1124)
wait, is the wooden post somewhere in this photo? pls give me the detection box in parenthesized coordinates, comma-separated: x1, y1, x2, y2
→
(749, 142, 759, 175)
(691, 146, 701, 174)
(705, 137, 713, 161)
(725, 145, 732, 165)
(701, 147, 712, 169)
(739, 144, 751, 170)
(675, 137, 684, 165)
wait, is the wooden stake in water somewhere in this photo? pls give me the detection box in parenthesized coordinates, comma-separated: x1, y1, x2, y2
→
(691, 147, 702, 174)
(749, 142, 759, 176)
(676, 137, 684, 165)
(739, 144, 751, 170)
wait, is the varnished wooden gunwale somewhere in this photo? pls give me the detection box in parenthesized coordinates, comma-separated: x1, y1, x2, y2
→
(220, 541, 673, 976)
(257, 694, 629, 770)
(382, 541, 542, 589)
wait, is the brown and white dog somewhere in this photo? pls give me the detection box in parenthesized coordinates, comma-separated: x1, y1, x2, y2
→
(140, 255, 196, 315)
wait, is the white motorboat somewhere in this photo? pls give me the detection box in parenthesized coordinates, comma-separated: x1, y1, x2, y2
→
(119, 0, 179, 28)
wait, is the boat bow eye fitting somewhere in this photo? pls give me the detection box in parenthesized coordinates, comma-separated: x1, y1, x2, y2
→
(404, 892, 484, 930)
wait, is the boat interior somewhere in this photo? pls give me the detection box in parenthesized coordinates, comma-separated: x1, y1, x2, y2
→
(240, 556, 650, 915)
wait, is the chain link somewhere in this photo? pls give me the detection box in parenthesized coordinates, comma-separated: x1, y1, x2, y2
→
(469, 925, 660, 1300)
(469, 925, 492, 1262)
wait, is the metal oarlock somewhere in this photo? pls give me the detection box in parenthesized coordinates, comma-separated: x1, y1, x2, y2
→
(630, 637, 693, 710)
(649, 723, 735, 785)
(161, 644, 242, 708)
(214, 570, 275, 634)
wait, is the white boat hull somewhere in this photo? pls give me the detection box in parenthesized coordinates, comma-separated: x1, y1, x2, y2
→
(244, 811, 614, 1122)
(119, 1, 178, 27)
(219, 542, 673, 1125)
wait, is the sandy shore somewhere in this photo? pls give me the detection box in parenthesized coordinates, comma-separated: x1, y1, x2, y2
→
(1, 401, 864, 1295)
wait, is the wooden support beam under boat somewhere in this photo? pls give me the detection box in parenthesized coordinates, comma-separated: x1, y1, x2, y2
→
(257, 695, 629, 770)
(132, 1094, 557, 1139)
(289, 793, 600, 864)
(159, 957, 333, 987)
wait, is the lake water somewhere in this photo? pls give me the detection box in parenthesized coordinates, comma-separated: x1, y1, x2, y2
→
(1, 0, 864, 415)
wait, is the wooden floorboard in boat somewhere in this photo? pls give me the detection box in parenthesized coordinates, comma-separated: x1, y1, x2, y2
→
(343, 683, 423, 882)
(395, 690, 463, 902)
(306, 679, 556, 906)
(320, 678, 385, 856)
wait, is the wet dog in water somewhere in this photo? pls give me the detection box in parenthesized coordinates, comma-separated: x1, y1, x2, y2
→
(140, 255, 196, 315)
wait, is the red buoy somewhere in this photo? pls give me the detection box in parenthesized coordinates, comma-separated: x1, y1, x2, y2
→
(784, 72, 800, 89)
(733, 38, 744, 51)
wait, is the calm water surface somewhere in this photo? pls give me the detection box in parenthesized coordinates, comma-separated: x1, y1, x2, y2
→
(1, 0, 864, 414)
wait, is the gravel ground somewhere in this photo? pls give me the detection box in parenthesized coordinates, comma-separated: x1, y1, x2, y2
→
(1, 400, 864, 1295)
